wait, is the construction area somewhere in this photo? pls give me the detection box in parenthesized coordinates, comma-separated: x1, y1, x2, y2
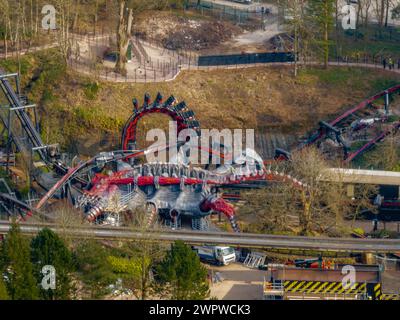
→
(206, 253, 400, 300)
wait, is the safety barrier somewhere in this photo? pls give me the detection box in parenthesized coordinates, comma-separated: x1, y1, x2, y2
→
(381, 293, 400, 300)
(283, 280, 367, 295)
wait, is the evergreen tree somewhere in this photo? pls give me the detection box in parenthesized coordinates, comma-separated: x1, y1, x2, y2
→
(307, 0, 335, 68)
(156, 241, 209, 300)
(0, 274, 9, 300)
(31, 228, 75, 300)
(2, 223, 38, 300)
(74, 240, 117, 299)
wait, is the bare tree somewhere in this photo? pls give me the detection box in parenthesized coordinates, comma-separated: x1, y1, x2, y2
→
(115, 0, 133, 76)
(362, 0, 373, 26)
(282, 0, 310, 76)
(242, 147, 377, 236)
(239, 173, 298, 234)
(54, 0, 73, 63)
(0, 0, 10, 58)
(366, 133, 400, 171)
(52, 204, 86, 245)
(374, 0, 390, 27)
(110, 207, 166, 300)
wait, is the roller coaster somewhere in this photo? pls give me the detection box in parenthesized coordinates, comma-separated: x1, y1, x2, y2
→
(0, 69, 399, 235)
(276, 84, 400, 162)
(0, 71, 302, 231)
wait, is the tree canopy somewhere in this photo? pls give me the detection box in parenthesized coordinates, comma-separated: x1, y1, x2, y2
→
(73, 240, 117, 299)
(31, 228, 75, 300)
(156, 240, 209, 300)
(1, 223, 39, 300)
(0, 274, 9, 300)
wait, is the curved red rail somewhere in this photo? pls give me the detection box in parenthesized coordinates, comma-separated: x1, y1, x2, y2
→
(296, 84, 400, 161)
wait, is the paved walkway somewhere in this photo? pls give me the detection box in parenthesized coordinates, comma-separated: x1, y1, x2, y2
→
(69, 33, 400, 83)
(208, 263, 265, 300)
(0, 43, 58, 59)
(1, 33, 399, 83)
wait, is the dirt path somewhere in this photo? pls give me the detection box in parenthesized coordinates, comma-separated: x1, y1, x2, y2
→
(223, 16, 281, 52)
(0, 43, 58, 59)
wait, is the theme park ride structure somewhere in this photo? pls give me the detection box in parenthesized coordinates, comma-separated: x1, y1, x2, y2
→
(38, 93, 305, 231)
(275, 84, 400, 162)
(0, 71, 302, 230)
(1, 69, 399, 230)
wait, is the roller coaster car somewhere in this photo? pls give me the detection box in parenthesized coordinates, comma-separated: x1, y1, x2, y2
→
(47, 145, 61, 160)
(350, 117, 386, 131)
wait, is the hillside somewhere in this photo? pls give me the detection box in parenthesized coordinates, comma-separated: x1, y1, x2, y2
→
(1, 51, 399, 158)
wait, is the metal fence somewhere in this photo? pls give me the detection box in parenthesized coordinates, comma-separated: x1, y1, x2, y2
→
(68, 52, 400, 84)
(3, 30, 398, 84)
(67, 34, 196, 83)
(198, 52, 295, 66)
(332, 53, 400, 70)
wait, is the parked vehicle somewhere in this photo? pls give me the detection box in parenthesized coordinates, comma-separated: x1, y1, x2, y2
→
(192, 245, 236, 266)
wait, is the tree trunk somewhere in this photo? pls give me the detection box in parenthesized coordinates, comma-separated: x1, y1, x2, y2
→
(384, 0, 389, 27)
(73, 0, 81, 32)
(30, 0, 33, 45)
(4, 22, 8, 59)
(94, 0, 99, 36)
(21, 0, 27, 42)
(380, 0, 385, 27)
(35, 0, 39, 37)
(294, 24, 298, 77)
(115, 1, 133, 76)
(335, 0, 339, 58)
(300, 191, 312, 235)
(324, 22, 329, 69)
(356, 1, 362, 38)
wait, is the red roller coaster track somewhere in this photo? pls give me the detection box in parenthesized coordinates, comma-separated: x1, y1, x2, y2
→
(288, 84, 400, 162)
(2, 84, 400, 224)
(121, 93, 200, 151)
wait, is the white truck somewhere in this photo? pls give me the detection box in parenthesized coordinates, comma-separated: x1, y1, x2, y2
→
(192, 245, 236, 266)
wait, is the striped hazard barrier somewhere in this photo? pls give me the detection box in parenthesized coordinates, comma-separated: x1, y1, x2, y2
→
(380, 294, 400, 300)
(284, 281, 367, 295)
(374, 283, 382, 300)
(370, 283, 400, 300)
